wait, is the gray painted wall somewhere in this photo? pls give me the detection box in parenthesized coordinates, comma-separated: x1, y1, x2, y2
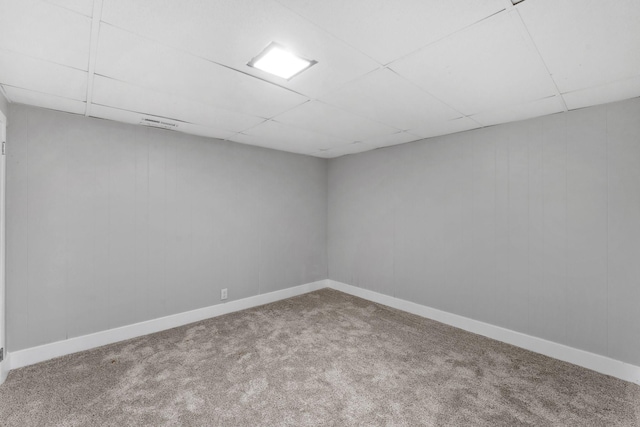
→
(328, 97, 640, 366)
(0, 90, 7, 118)
(6, 105, 327, 352)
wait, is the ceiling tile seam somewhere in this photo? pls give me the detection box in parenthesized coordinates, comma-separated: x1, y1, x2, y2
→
(262, 100, 313, 122)
(0, 47, 89, 73)
(310, 147, 362, 159)
(271, 98, 405, 135)
(97, 21, 313, 101)
(318, 145, 345, 153)
(382, 8, 566, 124)
(90, 101, 244, 135)
(85, 0, 104, 116)
(271, 0, 385, 67)
(42, 0, 93, 18)
(91, 109, 236, 140)
(560, 73, 640, 97)
(501, 0, 515, 11)
(325, 140, 381, 152)
(0, 85, 12, 103)
(90, 102, 192, 124)
(509, 9, 569, 112)
(309, 66, 385, 104)
(225, 134, 329, 157)
(224, 135, 290, 153)
(253, 117, 354, 143)
(467, 117, 485, 127)
(90, 73, 273, 127)
(223, 131, 246, 142)
(223, 136, 326, 155)
(223, 129, 395, 158)
(356, 131, 418, 147)
(0, 83, 88, 103)
(383, 7, 507, 68)
(229, 118, 271, 136)
(383, 67, 483, 128)
(401, 130, 425, 140)
(231, 136, 343, 154)
(336, 140, 368, 148)
(467, 93, 560, 121)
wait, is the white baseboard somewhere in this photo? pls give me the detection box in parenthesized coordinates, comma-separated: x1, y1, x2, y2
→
(327, 280, 640, 385)
(8, 280, 328, 371)
(7, 278, 639, 387)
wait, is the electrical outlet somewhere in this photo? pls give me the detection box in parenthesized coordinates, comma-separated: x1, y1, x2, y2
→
(221, 288, 228, 300)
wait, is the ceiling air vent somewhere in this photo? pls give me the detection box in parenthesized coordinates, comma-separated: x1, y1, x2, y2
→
(139, 117, 179, 130)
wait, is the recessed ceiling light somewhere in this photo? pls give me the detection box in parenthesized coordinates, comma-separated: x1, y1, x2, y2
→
(248, 42, 317, 80)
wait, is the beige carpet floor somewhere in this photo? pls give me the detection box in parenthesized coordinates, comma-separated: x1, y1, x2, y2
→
(0, 288, 638, 426)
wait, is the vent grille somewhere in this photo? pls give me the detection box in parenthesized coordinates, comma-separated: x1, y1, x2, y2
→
(139, 117, 179, 130)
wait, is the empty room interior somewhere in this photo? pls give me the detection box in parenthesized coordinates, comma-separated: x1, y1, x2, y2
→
(1, 0, 640, 425)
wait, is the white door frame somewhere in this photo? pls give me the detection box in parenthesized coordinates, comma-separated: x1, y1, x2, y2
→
(0, 110, 6, 384)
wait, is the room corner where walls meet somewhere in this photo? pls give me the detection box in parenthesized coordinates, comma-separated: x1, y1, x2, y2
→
(5, 104, 328, 354)
(327, 97, 640, 370)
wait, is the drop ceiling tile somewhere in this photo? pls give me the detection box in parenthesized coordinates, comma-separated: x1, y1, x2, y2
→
(313, 142, 378, 159)
(316, 131, 424, 156)
(95, 24, 309, 119)
(563, 76, 640, 110)
(3, 85, 86, 115)
(231, 134, 314, 156)
(519, 0, 640, 93)
(409, 117, 482, 140)
(91, 76, 265, 133)
(100, 0, 379, 98)
(273, 100, 398, 141)
(45, 0, 94, 16)
(231, 120, 348, 154)
(320, 68, 461, 130)
(177, 122, 237, 141)
(0, 50, 87, 100)
(277, 0, 505, 64)
(88, 104, 152, 124)
(390, 12, 556, 116)
(471, 95, 564, 126)
(89, 104, 236, 140)
(361, 131, 421, 148)
(0, 0, 91, 70)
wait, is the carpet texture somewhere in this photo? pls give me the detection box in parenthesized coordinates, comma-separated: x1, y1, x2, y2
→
(0, 289, 638, 426)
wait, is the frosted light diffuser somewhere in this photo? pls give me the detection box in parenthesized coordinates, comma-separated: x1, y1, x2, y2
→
(248, 42, 316, 80)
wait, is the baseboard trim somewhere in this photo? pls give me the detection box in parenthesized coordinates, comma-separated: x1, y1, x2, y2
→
(9, 280, 328, 371)
(8, 279, 639, 386)
(327, 280, 640, 385)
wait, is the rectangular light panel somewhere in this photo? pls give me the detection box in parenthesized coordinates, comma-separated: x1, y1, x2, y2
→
(248, 42, 316, 80)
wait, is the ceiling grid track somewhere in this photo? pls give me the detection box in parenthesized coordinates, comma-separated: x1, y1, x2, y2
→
(382, 7, 507, 70)
(502, 0, 515, 10)
(2, 0, 637, 157)
(85, 0, 104, 117)
(0, 86, 12, 103)
(505, 4, 569, 112)
(43, 0, 91, 17)
(377, 6, 514, 129)
(272, 0, 385, 67)
(100, 21, 312, 101)
(385, 68, 482, 128)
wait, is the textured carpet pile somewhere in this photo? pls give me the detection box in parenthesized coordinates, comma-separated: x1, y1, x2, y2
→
(0, 288, 638, 426)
